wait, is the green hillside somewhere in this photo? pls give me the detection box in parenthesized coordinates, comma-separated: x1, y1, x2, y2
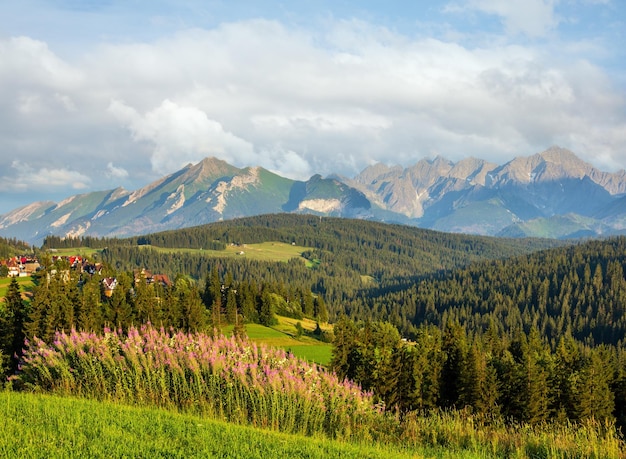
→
(82, 215, 563, 330)
(7, 327, 623, 459)
(497, 213, 611, 239)
(0, 392, 418, 459)
(4, 218, 626, 457)
(0, 236, 31, 259)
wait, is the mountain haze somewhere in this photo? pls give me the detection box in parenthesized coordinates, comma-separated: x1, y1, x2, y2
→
(348, 146, 626, 237)
(2, 147, 626, 244)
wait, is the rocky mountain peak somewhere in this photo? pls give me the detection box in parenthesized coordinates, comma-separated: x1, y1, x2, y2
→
(488, 146, 596, 185)
(182, 156, 240, 183)
(2, 149, 626, 243)
(354, 163, 403, 185)
(406, 157, 454, 187)
(449, 157, 497, 184)
(540, 145, 580, 163)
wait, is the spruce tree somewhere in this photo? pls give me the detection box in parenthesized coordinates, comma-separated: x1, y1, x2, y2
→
(225, 287, 238, 324)
(77, 275, 104, 332)
(330, 315, 359, 381)
(440, 323, 467, 409)
(572, 349, 615, 421)
(258, 290, 277, 326)
(314, 295, 329, 323)
(516, 329, 551, 424)
(0, 278, 26, 376)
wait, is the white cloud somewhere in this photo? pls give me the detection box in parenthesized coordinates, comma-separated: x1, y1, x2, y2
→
(6, 161, 91, 191)
(261, 148, 313, 181)
(0, 36, 83, 91)
(106, 162, 129, 179)
(252, 110, 391, 132)
(1, 12, 626, 215)
(462, 0, 561, 38)
(108, 99, 255, 175)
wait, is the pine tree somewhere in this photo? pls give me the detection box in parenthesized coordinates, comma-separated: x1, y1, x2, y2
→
(392, 344, 421, 411)
(77, 275, 104, 331)
(552, 335, 580, 420)
(179, 282, 207, 333)
(239, 282, 258, 323)
(105, 280, 134, 330)
(515, 329, 551, 424)
(0, 278, 26, 376)
(225, 287, 238, 324)
(314, 295, 329, 323)
(413, 325, 443, 411)
(330, 315, 359, 381)
(133, 272, 155, 324)
(258, 290, 277, 326)
(572, 349, 615, 421)
(302, 291, 314, 317)
(25, 279, 51, 340)
(369, 321, 401, 405)
(440, 323, 467, 408)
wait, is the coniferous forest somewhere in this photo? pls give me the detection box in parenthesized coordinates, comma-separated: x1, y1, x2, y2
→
(3, 216, 626, 454)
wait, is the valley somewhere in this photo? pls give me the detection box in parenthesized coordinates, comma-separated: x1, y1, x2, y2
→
(1, 216, 626, 457)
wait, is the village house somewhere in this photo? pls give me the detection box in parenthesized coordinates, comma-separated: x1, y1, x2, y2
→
(102, 277, 118, 297)
(134, 268, 172, 288)
(3, 256, 34, 277)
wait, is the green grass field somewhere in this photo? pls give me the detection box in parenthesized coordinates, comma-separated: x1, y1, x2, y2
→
(43, 247, 100, 258)
(225, 316, 333, 365)
(0, 276, 34, 304)
(142, 241, 311, 263)
(0, 391, 425, 459)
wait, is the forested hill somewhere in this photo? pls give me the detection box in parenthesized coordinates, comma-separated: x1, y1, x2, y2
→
(0, 236, 30, 259)
(48, 214, 564, 334)
(65, 213, 563, 269)
(362, 236, 626, 346)
(56, 214, 564, 275)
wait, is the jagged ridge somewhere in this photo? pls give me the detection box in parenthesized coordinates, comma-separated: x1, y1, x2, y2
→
(1, 148, 625, 244)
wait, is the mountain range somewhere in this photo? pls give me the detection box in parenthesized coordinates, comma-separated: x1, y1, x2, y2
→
(2, 146, 626, 244)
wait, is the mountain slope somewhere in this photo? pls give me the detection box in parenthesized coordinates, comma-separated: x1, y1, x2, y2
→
(349, 146, 626, 236)
(2, 147, 626, 243)
(0, 158, 372, 244)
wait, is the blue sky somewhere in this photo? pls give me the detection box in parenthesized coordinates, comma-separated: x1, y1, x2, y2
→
(0, 0, 625, 214)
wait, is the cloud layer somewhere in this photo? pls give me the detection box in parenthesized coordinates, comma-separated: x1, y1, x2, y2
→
(0, 1, 624, 213)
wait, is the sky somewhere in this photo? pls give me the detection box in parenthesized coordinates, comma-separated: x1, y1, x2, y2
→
(0, 0, 625, 214)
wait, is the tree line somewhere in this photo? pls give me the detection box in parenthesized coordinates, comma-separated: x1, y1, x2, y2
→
(356, 237, 626, 347)
(0, 256, 328, 379)
(331, 316, 626, 428)
(52, 215, 561, 333)
(0, 236, 31, 259)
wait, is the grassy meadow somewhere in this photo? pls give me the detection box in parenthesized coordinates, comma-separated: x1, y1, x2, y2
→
(140, 241, 312, 264)
(43, 246, 101, 258)
(5, 390, 623, 459)
(225, 316, 333, 365)
(0, 391, 418, 459)
(0, 276, 34, 303)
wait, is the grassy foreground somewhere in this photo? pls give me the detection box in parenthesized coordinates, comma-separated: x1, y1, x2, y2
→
(3, 391, 623, 459)
(15, 326, 626, 458)
(0, 391, 422, 459)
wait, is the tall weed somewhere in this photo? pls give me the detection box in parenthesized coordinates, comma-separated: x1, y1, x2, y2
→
(16, 325, 380, 441)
